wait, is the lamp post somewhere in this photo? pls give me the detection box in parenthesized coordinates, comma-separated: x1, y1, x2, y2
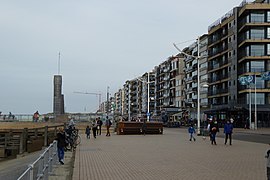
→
(196, 38, 201, 134)
(173, 37, 202, 134)
(137, 72, 152, 122)
(147, 72, 150, 122)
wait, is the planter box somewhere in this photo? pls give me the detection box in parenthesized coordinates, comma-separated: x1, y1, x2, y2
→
(117, 122, 163, 135)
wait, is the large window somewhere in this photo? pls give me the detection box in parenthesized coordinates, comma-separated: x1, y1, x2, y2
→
(250, 45, 264, 56)
(250, 12, 265, 23)
(256, 77, 265, 89)
(268, 28, 270, 39)
(250, 28, 264, 39)
(268, 11, 270, 22)
(268, 44, 270, 55)
(251, 61, 264, 72)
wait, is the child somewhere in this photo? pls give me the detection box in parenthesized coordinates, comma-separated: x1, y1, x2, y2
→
(188, 124, 196, 141)
(85, 125, 90, 139)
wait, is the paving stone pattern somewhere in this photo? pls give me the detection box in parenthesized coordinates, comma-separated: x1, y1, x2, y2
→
(72, 128, 268, 180)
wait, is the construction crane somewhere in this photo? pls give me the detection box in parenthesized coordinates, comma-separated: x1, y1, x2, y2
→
(73, 91, 102, 112)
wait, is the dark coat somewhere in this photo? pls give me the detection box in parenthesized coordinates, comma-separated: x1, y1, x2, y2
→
(56, 132, 66, 148)
(224, 123, 233, 134)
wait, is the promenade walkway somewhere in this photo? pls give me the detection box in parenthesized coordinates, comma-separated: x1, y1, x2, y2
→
(69, 128, 268, 180)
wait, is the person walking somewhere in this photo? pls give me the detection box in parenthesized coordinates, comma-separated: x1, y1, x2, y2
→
(265, 144, 270, 180)
(188, 124, 196, 141)
(97, 117, 103, 135)
(105, 116, 112, 136)
(224, 120, 233, 145)
(56, 127, 66, 165)
(92, 122, 97, 138)
(85, 125, 91, 139)
(210, 119, 219, 145)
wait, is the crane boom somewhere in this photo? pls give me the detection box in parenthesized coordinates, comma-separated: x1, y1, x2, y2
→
(73, 91, 102, 111)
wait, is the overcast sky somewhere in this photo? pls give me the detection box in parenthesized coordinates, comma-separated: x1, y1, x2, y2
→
(0, 0, 242, 114)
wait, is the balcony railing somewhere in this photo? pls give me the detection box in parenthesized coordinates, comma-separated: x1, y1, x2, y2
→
(208, 88, 229, 96)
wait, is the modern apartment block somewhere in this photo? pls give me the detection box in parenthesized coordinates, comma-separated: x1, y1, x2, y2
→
(107, 0, 270, 127)
(155, 57, 180, 123)
(207, 0, 270, 127)
(140, 71, 155, 118)
(175, 54, 186, 119)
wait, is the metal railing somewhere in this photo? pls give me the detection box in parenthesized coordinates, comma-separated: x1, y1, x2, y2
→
(17, 140, 58, 180)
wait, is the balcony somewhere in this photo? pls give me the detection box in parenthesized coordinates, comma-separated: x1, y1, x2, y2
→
(208, 88, 229, 96)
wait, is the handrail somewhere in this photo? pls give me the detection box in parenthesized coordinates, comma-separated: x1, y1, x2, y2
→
(17, 140, 58, 180)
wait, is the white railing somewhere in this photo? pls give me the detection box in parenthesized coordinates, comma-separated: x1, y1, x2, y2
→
(17, 140, 58, 180)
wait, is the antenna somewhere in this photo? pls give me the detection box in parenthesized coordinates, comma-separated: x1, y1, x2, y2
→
(58, 52, 61, 75)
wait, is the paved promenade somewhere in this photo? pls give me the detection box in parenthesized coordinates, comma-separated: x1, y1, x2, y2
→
(70, 128, 269, 180)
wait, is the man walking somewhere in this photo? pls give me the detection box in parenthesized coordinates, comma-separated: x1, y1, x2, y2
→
(105, 116, 112, 136)
(210, 119, 219, 145)
(224, 120, 233, 145)
(56, 127, 66, 165)
(97, 117, 103, 135)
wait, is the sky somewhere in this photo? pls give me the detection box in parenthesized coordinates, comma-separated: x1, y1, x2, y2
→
(0, 0, 243, 114)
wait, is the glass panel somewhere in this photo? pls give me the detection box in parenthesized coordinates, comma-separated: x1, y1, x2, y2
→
(251, 93, 265, 105)
(251, 61, 264, 72)
(250, 28, 264, 39)
(250, 12, 264, 23)
(250, 45, 264, 56)
(256, 77, 265, 89)
(268, 11, 270, 22)
(268, 28, 270, 39)
(268, 44, 270, 55)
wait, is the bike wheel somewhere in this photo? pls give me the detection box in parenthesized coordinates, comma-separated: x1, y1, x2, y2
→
(65, 143, 72, 151)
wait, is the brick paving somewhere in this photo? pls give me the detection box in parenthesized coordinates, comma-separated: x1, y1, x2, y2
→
(72, 128, 269, 180)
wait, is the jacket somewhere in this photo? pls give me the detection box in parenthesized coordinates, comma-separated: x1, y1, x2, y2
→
(224, 123, 233, 134)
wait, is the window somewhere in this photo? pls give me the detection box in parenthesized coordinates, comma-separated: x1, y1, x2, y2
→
(267, 11, 270, 22)
(268, 44, 270, 55)
(250, 45, 264, 56)
(268, 28, 270, 39)
(250, 28, 264, 39)
(249, 93, 265, 105)
(250, 12, 264, 23)
(251, 61, 264, 72)
(256, 77, 265, 89)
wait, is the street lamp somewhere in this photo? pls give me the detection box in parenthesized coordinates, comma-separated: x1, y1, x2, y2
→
(137, 72, 154, 122)
(173, 37, 203, 134)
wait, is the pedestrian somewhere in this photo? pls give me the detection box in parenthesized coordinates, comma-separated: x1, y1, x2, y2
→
(188, 124, 196, 141)
(142, 119, 147, 136)
(85, 125, 91, 139)
(210, 119, 219, 145)
(265, 144, 270, 180)
(97, 117, 103, 135)
(105, 116, 112, 136)
(56, 127, 66, 165)
(224, 119, 233, 145)
(207, 118, 212, 141)
(92, 122, 97, 138)
(33, 111, 40, 122)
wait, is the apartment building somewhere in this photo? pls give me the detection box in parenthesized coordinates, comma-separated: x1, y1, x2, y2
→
(207, 0, 270, 127)
(140, 71, 155, 118)
(155, 57, 180, 123)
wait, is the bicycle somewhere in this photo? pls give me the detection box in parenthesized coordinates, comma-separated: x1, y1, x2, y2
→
(65, 128, 81, 151)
